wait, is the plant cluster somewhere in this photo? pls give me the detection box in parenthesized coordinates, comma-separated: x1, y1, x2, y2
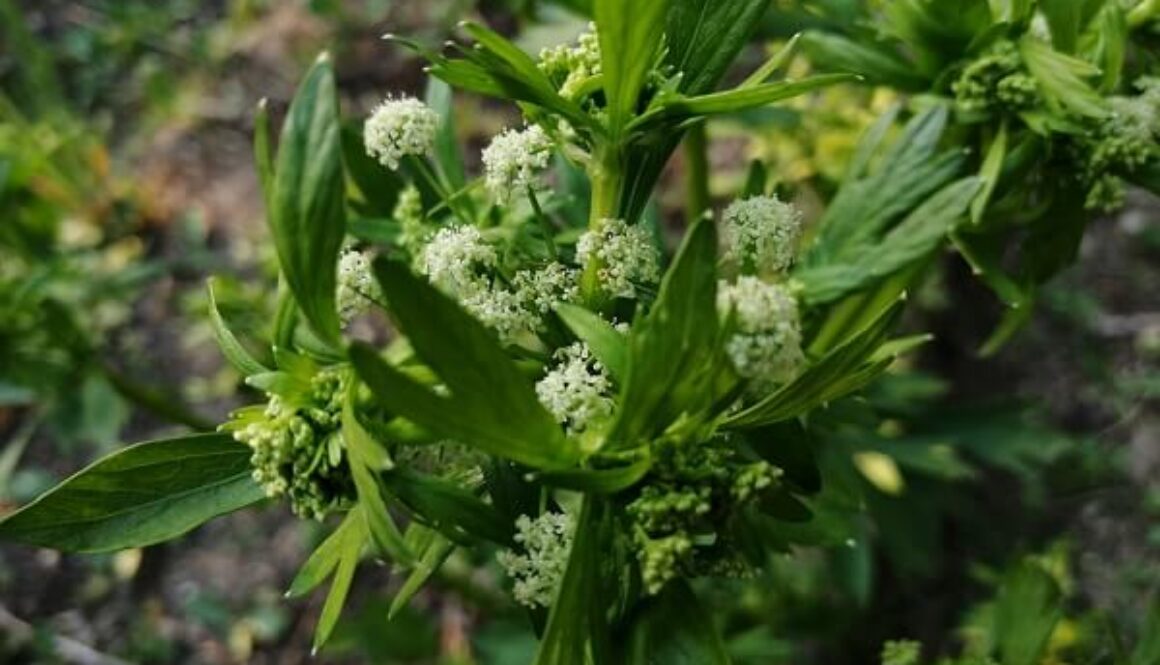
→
(1, 0, 1156, 662)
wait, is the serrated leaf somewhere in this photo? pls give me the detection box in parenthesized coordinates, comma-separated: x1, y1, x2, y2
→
(0, 433, 264, 552)
(270, 54, 346, 343)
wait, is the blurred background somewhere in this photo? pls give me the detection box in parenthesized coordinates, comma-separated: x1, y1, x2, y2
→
(0, 1, 1157, 663)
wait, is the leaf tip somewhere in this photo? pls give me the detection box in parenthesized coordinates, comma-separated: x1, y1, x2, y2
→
(315, 50, 332, 64)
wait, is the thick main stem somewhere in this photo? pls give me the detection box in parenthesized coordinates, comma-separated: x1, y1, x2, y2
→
(580, 145, 624, 308)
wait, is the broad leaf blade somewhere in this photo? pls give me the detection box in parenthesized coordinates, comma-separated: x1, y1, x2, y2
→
(0, 434, 264, 552)
(666, 0, 771, 95)
(595, 0, 671, 137)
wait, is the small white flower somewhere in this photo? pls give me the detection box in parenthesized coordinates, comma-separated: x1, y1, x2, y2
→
(717, 276, 804, 391)
(722, 195, 803, 277)
(336, 249, 382, 324)
(497, 512, 575, 608)
(419, 226, 497, 295)
(364, 97, 440, 170)
(535, 342, 614, 435)
(576, 218, 660, 299)
(462, 287, 535, 344)
(512, 263, 580, 317)
(481, 125, 554, 202)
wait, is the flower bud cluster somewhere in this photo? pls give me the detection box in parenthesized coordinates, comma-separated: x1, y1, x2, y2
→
(539, 24, 602, 99)
(497, 511, 576, 608)
(576, 218, 660, 299)
(364, 97, 440, 170)
(952, 42, 1039, 116)
(535, 342, 614, 435)
(721, 195, 803, 277)
(1079, 78, 1160, 210)
(393, 185, 428, 256)
(718, 276, 805, 393)
(626, 442, 781, 594)
(227, 369, 353, 521)
(482, 125, 554, 202)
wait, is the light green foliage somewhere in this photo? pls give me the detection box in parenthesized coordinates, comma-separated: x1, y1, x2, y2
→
(953, 41, 1040, 116)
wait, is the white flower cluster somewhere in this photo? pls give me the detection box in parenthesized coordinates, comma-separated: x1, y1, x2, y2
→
(336, 249, 382, 324)
(420, 226, 498, 294)
(535, 342, 614, 435)
(481, 125, 553, 202)
(717, 276, 804, 392)
(539, 23, 601, 99)
(576, 218, 660, 299)
(364, 97, 440, 170)
(418, 227, 578, 343)
(721, 195, 803, 277)
(497, 511, 575, 608)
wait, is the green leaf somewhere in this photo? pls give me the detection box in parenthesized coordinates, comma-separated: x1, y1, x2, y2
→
(555, 303, 628, 383)
(287, 513, 359, 598)
(666, 0, 772, 95)
(207, 279, 269, 377)
(608, 219, 723, 448)
(534, 497, 603, 665)
(381, 469, 513, 545)
(314, 506, 367, 653)
(359, 260, 577, 469)
(726, 302, 906, 429)
(971, 121, 1008, 224)
(800, 32, 928, 90)
(1130, 603, 1160, 665)
(798, 178, 982, 305)
(533, 455, 652, 493)
(1040, 0, 1082, 53)
(595, 0, 672, 136)
(269, 53, 346, 344)
(993, 561, 1063, 665)
(623, 581, 731, 664)
(0, 433, 264, 553)
(425, 77, 466, 190)
(254, 99, 274, 211)
(342, 397, 411, 563)
(634, 75, 856, 129)
(389, 524, 455, 620)
(1019, 36, 1107, 118)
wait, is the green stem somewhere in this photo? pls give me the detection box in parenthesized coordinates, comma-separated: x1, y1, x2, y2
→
(580, 145, 624, 308)
(1129, 0, 1160, 28)
(683, 121, 710, 224)
(411, 156, 471, 225)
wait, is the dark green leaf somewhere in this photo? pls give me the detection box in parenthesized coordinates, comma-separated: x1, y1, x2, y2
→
(0, 434, 264, 552)
(362, 261, 577, 469)
(534, 498, 602, 665)
(993, 561, 1063, 665)
(666, 0, 771, 95)
(270, 53, 346, 343)
(623, 581, 730, 664)
(381, 469, 513, 545)
(595, 0, 672, 136)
